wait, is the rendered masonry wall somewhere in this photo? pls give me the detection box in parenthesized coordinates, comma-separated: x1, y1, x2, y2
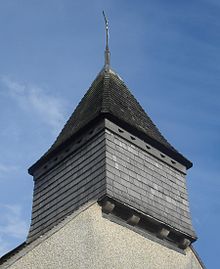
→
(2, 203, 203, 269)
(28, 131, 106, 242)
(105, 129, 195, 237)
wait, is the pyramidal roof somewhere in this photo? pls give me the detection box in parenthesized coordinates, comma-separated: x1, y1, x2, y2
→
(29, 13, 192, 172)
(29, 67, 192, 174)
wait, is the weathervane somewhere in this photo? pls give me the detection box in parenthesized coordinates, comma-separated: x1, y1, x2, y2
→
(103, 11, 110, 69)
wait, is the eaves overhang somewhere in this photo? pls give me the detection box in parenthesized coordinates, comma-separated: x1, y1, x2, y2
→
(28, 112, 192, 176)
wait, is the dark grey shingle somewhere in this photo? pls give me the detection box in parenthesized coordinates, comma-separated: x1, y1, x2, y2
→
(29, 68, 192, 174)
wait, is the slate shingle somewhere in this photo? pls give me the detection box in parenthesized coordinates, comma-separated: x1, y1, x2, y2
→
(29, 68, 192, 174)
(105, 131, 196, 239)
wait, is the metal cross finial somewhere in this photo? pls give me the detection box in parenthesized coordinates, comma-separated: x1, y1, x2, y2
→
(103, 11, 109, 50)
(102, 11, 110, 69)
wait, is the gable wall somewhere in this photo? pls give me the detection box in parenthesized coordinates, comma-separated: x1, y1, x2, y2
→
(2, 203, 203, 269)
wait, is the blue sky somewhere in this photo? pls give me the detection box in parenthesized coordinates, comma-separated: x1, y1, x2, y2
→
(0, 1, 219, 268)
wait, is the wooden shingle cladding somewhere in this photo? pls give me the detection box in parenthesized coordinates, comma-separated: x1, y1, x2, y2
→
(28, 127, 106, 242)
(105, 126, 196, 239)
(28, 119, 196, 244)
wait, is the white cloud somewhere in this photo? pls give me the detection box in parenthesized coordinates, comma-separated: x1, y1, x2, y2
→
(0, 204, 28, 240)
(1, 77, 66, 134)
(0, 164, 18, 181)
(0, 204, 28, 256)
(0, 164, 17, 174)
(0, 204, 29, 257)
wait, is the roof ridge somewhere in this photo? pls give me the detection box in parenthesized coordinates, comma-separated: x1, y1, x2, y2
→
(101, 69, 111, 113)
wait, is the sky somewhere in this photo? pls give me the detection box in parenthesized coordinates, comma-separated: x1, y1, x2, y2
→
(0, 0, 219, 268)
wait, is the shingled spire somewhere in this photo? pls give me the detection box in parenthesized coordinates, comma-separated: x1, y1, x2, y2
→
(29, 67, 192, 174)
(27, 14, 196, 250)
(29, 12, 191, 173)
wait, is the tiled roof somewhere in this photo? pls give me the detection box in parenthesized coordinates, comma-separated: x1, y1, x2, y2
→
(29, 68, 192, 173)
